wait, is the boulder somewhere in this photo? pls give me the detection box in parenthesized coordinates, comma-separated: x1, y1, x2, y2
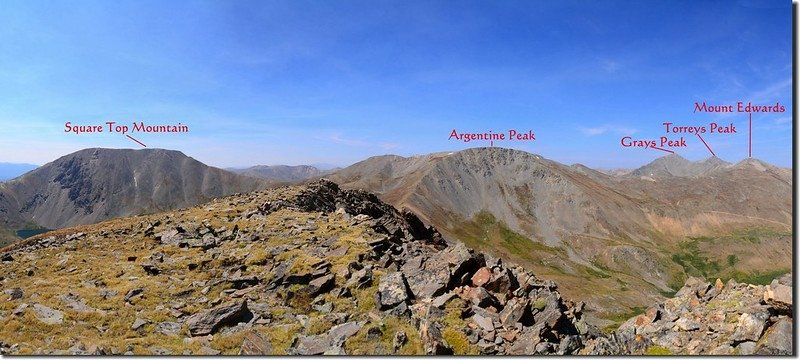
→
(227, 276, 260, 289)
(507, 328, 541, 355)
(131, 318, 149, 331)
(124, 288, 144, 303)
(754, 317, 792, 355)
(730, 310, 769, 342)
(499, 298, 530, 328)
(308, 274, 335, 296)
(292, 335, 329, 355)
(378, 272, 410, 310)
(483, 268, 518, 294)
(155, 321, 182, 336)
(239, 331, 273, 355)
(32, 304, 64, 325)
(472, 312, 495, 332)
(471, 267, 492, 287)
(419, 320, 453, 355)
(58, 293, 93, 312)
(457, 286, 498, 308)
(12, 303, 28, 316)
(674, 317, 701, 331)
(186, 300, 249, 336)
(328, 321, 362, 346)
(402, 256, 450, 300)
(4, 288, 23, 301)
(558, 335, 582, 355)
(141, 263, 161, 276)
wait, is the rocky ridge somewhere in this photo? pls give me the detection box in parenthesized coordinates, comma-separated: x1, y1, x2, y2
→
(0, 179, 792, 355)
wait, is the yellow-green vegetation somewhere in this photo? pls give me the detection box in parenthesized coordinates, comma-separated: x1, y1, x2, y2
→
(344, 316, 423, 355)
(264, 324, 303, 355)
(532, 297, 548, 311)
(670, 226, 791, 286)
(645, 345, 673, 355)
(447, 211, 565, 271)
(439, 298, 480, 355)
(0, 183, 392, 355)
(601, 306, 645, 333)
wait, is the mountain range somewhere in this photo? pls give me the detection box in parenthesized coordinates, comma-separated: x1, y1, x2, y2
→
(0, 147, 791, 325)
(328, 148, 791, 321)
(228, 165, 333, 183)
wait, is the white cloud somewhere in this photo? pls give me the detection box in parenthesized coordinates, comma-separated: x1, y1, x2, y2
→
(579, 125, 637, 137)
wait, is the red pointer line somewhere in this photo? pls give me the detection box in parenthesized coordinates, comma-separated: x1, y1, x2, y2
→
(748, 113, 752, 158)
(696, 133, 715, 157)
(126, 135, 147, 147)
(650, 145, 674, 154)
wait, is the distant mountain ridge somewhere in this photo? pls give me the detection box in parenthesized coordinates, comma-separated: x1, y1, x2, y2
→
(0, 148, 269, 231)
(328, 147, 792, 317)
(629, 154, 731, 178)
(229, 164, 330, 182)
(0, 162, 39, 181)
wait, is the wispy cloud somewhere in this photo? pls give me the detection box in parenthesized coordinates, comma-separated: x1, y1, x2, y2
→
(579, 125, 637, 137)
(318, 133, 402, 152)
(598, 58, 621, 73)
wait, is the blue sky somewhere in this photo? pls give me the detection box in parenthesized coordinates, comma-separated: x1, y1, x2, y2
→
(0, 0, 793, 168)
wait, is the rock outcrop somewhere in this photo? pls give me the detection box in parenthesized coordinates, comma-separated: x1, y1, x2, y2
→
(582, 275, 793, 355)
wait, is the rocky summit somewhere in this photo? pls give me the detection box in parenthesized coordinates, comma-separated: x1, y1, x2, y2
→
(0, 179, 792, 355)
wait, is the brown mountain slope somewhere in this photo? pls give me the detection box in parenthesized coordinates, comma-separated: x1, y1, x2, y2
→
(328, 147, 791, 323)
(0, 148, 270, 231)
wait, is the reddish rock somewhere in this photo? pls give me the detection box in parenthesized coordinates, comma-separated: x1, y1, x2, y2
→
(471, 267, 492, 287)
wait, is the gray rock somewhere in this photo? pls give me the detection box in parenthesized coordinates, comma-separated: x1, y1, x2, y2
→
(32, 304, 64, 325)
(147, 346, 171, 355)
(737, 341, 757, 355)
(419, 320, 453, 355)
(308, 274, 335, 296)
(293, 335, 329, 355)
(754, 317, 792, 355)
(239, 331, 273, 355)
(323, 346, 346, 355)
(499, 298, 529, 328)
(378, 272, 410, 309)
(535, 341, 557, 355)
(472, 313, 495, 332)
(484, 268, 518, 294)
(141, 263, 161, 276)
(186, 300, 249, 336)
(347, 266, 373, 289)
(124, 288, 144, 303)
(155, 321, 182, 336)
(533, 294, 565, 330)
(4, 288, 23, 301)
(58, 293, 93, 312)
(709, 344, 734, 355)
(328, 321, 362, 346)
(730, 310, 769, 342)
(12, 303, 28, 316)
(130, 318, 149, 331)
(558, 335, 582, 355)
(402, 256, 450, 300)
(393, 331, 407, 352)
(674, 317, 701, 331)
